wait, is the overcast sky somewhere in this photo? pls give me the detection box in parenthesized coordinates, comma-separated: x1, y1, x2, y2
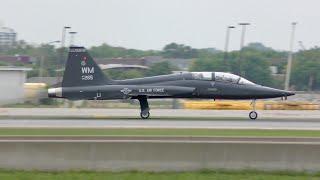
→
(1, 0, 319, 51)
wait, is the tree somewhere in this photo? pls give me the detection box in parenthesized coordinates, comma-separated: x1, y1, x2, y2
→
(146, 61, 176, 76)
(162, 43, 198, 58)
(89, 43, 158, 58)
(239, 51, 273, 86)
(190, 47, 275, 87)
(244, 42, 274, 52)
(189, 53, 230, 72)
(104, 69, 145, 80)
(291, 48, 320, 91)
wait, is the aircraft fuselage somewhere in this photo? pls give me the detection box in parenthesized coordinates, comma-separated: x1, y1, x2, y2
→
(50, 73, 293, 100)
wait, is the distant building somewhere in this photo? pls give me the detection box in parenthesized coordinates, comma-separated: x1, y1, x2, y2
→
(0, 26, 16, 49)
(269, 66, 278, 75)
(0, 55, 32, 65)
(0, 67, 31, 105)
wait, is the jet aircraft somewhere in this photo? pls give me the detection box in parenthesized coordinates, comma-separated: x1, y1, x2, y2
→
(48, 47, 294, 120)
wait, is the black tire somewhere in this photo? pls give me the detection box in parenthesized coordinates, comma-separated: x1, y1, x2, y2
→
(249, 111, 258, 120)
(140, 111, 150, 119)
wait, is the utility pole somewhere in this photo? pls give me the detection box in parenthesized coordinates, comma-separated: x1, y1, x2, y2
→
(284, 22, 297, 90)
(223, 26, 235, 67)
(238, 23, 250, 76)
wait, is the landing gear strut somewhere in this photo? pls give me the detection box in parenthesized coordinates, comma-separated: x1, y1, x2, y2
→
(138, 96, 150, 119)
(249, 99, 258, 120)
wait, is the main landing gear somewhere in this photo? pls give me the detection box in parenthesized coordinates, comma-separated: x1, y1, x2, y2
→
(138, 96, 150, 119)
(249, 99, 258, 120)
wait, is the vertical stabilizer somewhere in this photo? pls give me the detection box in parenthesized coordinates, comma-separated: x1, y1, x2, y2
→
(62, 47, 110, 87)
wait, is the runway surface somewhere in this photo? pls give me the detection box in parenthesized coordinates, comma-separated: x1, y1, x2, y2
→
(1, 118, 320, 130)
(0, 136, 320, 144)
(1, 108, 320, 119)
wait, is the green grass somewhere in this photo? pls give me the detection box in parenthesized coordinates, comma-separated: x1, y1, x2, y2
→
(0, 170, 318, 180)
(1, 128, 320, 137)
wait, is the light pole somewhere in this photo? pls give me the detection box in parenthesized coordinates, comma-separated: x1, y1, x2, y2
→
(69, 31, 77, 47)
(238, 22, 250, 76)
(58, 26, 71, 80)
(284, 22, 297, 90)
(239, 23, 250, 49)
(61, 26, 71, 48)
(223, 26, 235, 64)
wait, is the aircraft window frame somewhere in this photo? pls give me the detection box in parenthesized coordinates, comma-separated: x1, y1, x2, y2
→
(191, 72, 212, 81)
(214, 72, 240, 84)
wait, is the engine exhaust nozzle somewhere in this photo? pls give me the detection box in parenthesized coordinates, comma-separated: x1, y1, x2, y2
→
(48, 87, 63, 98)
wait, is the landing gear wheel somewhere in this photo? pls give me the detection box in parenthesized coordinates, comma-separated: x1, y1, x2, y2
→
(249, 99, 258, 120)
(138, 96, 150, 119)
(140, 111, 150, 119)
(249, 111, 258, 120)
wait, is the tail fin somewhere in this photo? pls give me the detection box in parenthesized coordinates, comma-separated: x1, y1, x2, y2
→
(62, 47, 111, 87)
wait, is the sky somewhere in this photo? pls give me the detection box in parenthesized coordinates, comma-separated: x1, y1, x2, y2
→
(1, 0, 320, 51)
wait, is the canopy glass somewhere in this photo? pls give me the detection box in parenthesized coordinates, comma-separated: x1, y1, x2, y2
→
(191, 72, 255, 85)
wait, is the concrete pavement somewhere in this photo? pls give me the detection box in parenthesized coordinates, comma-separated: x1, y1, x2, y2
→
(1, 119, 320, 130)
(0, 139, 320, 171)
(0, 108, 320, 120)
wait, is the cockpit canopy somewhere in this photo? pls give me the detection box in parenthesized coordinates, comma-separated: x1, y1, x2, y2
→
(191, 72, 255, 85)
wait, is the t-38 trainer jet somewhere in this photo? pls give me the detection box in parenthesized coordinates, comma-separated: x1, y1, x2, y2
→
(48, 47, 294, 120)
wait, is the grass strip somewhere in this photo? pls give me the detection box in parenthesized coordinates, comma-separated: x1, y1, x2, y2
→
(0, 169, 319, 180)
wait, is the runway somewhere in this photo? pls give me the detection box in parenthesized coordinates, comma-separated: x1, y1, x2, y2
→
(0, 136, 320, 144)
(1, 108, 320, 120)
(1, 118, 320, 130)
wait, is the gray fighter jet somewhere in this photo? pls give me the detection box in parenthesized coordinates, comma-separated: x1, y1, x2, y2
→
(48, 47, 294, 120)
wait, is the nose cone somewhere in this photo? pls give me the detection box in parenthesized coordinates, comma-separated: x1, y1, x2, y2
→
(254, 86, 295, 99)
(284, 91, 295, 96)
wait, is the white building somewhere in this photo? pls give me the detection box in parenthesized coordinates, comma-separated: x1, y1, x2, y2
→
(0, 26, 16, 48)
(0, 67, 31, 105)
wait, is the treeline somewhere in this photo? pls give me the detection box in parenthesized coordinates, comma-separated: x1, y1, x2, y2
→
(1, 41, 320, 91)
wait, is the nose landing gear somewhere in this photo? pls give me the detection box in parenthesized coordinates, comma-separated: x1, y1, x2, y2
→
(140, 111, 150, 119)
(249, 111, 258, 120)
(138, 96, 150, 119)
(249, 99, 258, 120)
